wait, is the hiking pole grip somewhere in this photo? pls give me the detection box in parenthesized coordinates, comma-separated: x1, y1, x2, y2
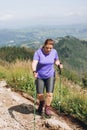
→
(58, 64, 62, 75)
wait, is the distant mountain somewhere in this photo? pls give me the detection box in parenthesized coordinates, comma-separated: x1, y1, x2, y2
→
(0, 24, 87, 48)
(54, 36, 87, 74)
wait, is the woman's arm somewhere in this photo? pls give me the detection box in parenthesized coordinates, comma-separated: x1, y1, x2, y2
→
(32, 60, 38, 78)
(32, 60, 38, 72)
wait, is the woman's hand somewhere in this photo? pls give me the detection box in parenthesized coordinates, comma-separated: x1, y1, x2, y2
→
(55, 60, 63, 69)
(59, 63, 63, 69)
(33, 71, 38, 78)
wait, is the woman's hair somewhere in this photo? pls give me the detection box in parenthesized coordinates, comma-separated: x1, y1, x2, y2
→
(44, 39, 54, 46)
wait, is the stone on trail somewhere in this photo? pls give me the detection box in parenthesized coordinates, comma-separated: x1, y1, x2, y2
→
(45, 117, 72, 130)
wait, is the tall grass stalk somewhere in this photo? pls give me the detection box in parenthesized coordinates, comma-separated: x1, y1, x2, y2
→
(52, 75, 87, 124)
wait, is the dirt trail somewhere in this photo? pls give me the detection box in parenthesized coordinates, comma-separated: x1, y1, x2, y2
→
(0, 80, 87, 130)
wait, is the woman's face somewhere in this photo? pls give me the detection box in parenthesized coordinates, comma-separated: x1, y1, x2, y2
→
(44, 44, 53, 54)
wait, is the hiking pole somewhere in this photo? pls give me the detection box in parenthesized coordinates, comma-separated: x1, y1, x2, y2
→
(58, 66, 62, 113)
(33, 80, 37, 130)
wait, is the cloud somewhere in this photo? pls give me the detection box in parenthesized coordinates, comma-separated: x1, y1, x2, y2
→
(0, 14, 13, 21)
(64, 11, 85, 17)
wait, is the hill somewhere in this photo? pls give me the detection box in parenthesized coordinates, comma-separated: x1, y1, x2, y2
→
(0, 36, 87, 86)
(54, 36, 87, 74)
(0, 46, 34, 62)
(0, 35, 87, 73)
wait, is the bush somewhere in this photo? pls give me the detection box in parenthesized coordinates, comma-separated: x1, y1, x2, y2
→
(82, 73, 87, 88)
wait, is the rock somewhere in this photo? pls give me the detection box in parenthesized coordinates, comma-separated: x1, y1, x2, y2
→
(45, 118, 72, 130)
(0, 80, 7, 87)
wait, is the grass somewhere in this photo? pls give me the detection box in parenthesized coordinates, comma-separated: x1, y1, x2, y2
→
(52, 75, 87, 124)
(0, 60, 87, 125)
(0, 60, 35, 96)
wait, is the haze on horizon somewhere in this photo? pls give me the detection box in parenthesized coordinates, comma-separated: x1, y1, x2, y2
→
(0, 0, 87, 29)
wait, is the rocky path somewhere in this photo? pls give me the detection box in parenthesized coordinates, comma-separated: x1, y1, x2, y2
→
(0, 81, 87, 130)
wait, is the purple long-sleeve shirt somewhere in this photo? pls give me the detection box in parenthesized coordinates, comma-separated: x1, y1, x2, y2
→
(33, 48, 59, 79)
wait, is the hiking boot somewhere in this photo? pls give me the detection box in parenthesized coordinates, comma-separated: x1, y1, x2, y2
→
(45, 105, 52, 118)
(37, 100, 45, 115)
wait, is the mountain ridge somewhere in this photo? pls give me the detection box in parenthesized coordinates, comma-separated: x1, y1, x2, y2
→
(54, 36, 87, 74)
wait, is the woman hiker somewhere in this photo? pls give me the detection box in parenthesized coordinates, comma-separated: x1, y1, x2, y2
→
(32, 39, 63, 117)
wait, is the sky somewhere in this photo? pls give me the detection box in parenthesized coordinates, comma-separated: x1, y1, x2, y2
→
(0, 0, 87, 28)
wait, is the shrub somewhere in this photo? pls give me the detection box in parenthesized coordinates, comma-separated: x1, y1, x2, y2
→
(82, 73, 87, 88)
